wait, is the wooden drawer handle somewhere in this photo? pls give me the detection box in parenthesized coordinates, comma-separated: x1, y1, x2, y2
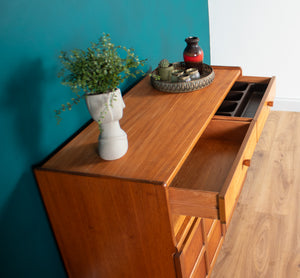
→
(243, 159, 251, 167)
(267, 101, 274, 107)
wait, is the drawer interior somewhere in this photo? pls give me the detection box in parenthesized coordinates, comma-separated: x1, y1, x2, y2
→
(168, 117, 255, 221)
(170, 119, 250, 193)
(169, 75, 275, 221)
(216, 79, 270, 118)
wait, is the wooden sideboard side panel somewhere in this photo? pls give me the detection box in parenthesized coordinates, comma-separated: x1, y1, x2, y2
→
(35, 170, 177, 278)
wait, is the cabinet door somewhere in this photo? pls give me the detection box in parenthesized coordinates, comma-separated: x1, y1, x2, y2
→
(174, 218, 206, 278)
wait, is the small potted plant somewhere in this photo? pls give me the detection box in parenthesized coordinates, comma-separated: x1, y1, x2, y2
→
(158, 59, 174, 81)
(56, 33, 147, 160)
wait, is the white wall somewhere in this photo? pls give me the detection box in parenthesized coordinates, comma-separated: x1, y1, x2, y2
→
(209, 0, 300, 111)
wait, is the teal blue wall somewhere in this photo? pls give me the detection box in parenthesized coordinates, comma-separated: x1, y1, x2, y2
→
(0, 1, 210, 277)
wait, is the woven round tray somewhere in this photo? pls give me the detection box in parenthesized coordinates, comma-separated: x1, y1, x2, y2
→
(150, 62, 215, 93)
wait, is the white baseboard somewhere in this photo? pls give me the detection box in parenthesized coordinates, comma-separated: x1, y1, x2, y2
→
(273, 97, 300, 112)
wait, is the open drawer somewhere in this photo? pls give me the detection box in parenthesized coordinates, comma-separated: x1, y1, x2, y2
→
(168, 118, 256, 223)
(168, 75, 275, 224)
(215, 76, 276, 139)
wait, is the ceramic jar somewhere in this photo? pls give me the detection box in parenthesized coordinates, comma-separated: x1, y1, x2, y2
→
(178, 74, 191, 82)
(171, 69, 184, 82)
(159, 64, 174, 81)
(185, 68, 200, 80)
(183, 36, 204, 73)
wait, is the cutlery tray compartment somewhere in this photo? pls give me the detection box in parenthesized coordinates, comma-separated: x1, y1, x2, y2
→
(216, 81, 269, 118)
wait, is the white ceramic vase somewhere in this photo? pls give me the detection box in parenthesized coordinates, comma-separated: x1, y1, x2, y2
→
(85, 88, 128, 160)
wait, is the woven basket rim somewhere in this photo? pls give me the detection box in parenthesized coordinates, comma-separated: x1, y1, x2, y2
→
(150, 63, 214, 93)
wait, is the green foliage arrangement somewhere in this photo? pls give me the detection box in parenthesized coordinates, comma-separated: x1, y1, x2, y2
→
(55, 33, 147, 123)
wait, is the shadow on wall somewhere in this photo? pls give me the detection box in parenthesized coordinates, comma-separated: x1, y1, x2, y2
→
(4, 58, 45, 160)
(0, 59, 67, 277)
(0, 172, 66, 277)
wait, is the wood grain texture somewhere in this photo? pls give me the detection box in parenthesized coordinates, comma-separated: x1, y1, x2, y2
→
(206, 221, 222, 266)
(173, 215, 196, 249)
(42, 67, 241, 185)
(256, 105, 271, 141)
(203, 218, 215, 240)
(168, 187, 219, 219)
(35, 170, 177, 278)
(170, 119, 250, 192)
(190, 248, 207, 278)
(175, 218, 204, 278)
(211, 111, 300, 278)
(33, 69, 281, 278)
(169, 119, 255, 222)
(218, 119, 257, 223)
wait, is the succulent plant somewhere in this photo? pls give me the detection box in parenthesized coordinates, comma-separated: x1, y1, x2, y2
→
(149, 73, 161, 81)
(159, 59, 170, 68)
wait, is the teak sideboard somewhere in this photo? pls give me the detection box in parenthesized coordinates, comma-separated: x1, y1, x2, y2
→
(34, 66, 276, 278)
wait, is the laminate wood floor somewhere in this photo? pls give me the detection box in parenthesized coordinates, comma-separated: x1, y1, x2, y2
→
(211, 111, 300, 278)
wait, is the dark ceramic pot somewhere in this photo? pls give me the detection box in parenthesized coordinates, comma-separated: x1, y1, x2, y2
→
(183, 36, 204, 73)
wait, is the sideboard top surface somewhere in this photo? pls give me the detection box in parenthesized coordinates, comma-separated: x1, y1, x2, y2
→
(41, 67, 241, 184)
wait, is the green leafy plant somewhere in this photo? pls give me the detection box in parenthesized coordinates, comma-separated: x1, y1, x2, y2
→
(55, 33, 147, 124)
(149, 73, 161, 81)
